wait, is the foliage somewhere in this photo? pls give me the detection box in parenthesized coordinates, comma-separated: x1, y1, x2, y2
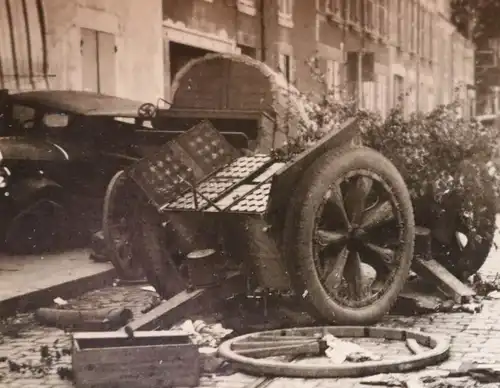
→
(274, 58, 500, 243)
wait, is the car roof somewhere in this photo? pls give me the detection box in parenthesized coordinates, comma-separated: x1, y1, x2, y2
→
(9, 90, 148, 117)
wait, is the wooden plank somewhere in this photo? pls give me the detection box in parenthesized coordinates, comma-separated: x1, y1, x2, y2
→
(123, 272, 245, 331)
(411, 258, 476, 304)
(73, 330, 191, 349)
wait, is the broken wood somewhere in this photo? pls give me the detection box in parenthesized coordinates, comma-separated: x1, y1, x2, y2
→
(411, 258, 476, 304)
(122, 271, 245, 331)
(35, 307, 133, 330)
(405, 338, 424, 355)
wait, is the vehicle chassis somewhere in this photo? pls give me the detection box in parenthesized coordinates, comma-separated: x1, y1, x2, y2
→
(112, 106, 476, 330)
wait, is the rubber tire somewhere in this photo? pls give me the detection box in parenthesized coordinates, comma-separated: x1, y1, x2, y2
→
(102, 170, 144, 281)
(282, 146, 415, 325)
(432, 162, 496, 280)
(130, 193, 186, 299)
(5, 196, 69, 255)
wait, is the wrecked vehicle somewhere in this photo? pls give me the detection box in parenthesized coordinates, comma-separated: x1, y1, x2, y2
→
(0, 89, 167, 254)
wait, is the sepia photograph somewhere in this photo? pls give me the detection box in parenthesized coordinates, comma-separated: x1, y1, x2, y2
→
(0, 0, 499, 387)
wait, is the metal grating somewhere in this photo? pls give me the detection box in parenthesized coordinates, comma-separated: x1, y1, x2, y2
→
(175, 120, 237, 174)
(228, 182, 272, 214)
(167, 177, 239, 210)
(215, 154, 271, 179)
(127, 144, 195, 209)
(126, 120, 238, 210)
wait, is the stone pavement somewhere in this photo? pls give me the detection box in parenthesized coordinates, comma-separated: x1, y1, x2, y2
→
(2, 227, 500, 387)
(0, 249, 114, 318)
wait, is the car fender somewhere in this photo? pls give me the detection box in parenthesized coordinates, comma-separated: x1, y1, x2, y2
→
(0, 137, 69, 161)
(8, 177, 64, 208)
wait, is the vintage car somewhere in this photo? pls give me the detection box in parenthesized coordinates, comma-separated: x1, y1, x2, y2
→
(0, 89, 166, 254)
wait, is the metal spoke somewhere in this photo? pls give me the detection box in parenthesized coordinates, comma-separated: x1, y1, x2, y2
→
(323, 185, 350, 228)
(364, 242, 396, 267)
(316, 229, 348, 247)
(344, 251, 364, 300)
(344, 176, 373, 225)
(360, 200, 395, 230)
(323, 245, 349, 290)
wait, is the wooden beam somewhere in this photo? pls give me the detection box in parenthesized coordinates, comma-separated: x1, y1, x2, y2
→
(411, 258, 476, 304)
(122, 272, 245, 332)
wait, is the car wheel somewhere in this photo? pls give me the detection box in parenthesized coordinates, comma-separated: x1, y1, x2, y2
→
(430, 162, 496, 280)
(5, 198, 69, 254)
(130, 191, 190, 299)
(282, 146, 415, 325)
(102, 170, 145, 281)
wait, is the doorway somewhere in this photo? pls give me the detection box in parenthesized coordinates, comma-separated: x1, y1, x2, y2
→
(169, 42, 213, 82)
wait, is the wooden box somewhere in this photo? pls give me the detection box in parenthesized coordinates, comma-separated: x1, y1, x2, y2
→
(72, 330, 200, 388)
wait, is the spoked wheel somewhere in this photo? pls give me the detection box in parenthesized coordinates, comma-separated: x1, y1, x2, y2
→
(430, 162, 496, 280)
(103, 170, 145, 281)
(218, 326, 450, 378)
(283, 147, 415, 325)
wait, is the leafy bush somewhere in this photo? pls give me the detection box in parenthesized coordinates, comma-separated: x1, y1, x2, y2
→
(274, 60, 500, 243)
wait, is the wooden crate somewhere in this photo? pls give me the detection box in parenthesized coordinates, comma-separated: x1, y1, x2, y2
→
(72, 330, 200, 388)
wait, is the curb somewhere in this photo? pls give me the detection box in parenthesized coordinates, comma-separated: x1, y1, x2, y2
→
(0, 267, 117, 319)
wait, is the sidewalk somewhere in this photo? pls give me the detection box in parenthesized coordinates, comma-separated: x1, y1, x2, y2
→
(0, 249, 115, 318)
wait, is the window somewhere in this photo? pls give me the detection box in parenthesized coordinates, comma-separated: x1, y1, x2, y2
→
(393, 74, 404, 106)
(237, 0, 256, 16)
(347, 0, 361, 25)
(377, 75, 387, 114)
(278, 53, 292, 83)
(278, 0, 294, 28)
(43, 113, 70, 129)
(12, 104, 35, 123)
(326, 60, 340, 99)
(418, 6, 425, 58)
(377, 0, 388, 37)
(324, 0, 342, 18)
(238, 44, 257, 58)
(408, 1, 417, 53)
(365, 0, 375, 32)
(396, 0, 404, 49)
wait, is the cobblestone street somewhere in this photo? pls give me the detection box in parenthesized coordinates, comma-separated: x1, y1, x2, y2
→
(2, 227, 500, 388)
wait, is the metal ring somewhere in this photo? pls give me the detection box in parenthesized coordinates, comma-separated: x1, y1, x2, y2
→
(218, 326, 450, 378)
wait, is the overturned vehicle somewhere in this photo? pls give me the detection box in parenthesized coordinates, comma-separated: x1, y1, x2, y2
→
(104, 54, 490, 325)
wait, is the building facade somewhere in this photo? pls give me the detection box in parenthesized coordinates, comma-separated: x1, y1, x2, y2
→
(0, 0, 164, 102)
(163, 0, 475, 117)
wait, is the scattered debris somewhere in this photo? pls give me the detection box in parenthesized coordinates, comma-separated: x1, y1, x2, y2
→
(469, 273, 500, 296)
(171, 319, 233, 347)
(40, 345, 50, 359)
(486, 290, 500, 299)
(140, 285, 157, 293)
(53, 297, 68, 306)
(56, 366, 74, 381)
(34, 306, 133, 330)
(323, 334, 381, 363)
(141, 295, 162, 314)
(0, 315, 34, 338)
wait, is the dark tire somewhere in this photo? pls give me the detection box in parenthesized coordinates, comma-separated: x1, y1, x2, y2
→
(103, 170, 144, 280)
(130, 193, 186, 299)
(431, 162, 496, 280)
(5, 196, 69, 255)
(283, 147, 415, 325)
